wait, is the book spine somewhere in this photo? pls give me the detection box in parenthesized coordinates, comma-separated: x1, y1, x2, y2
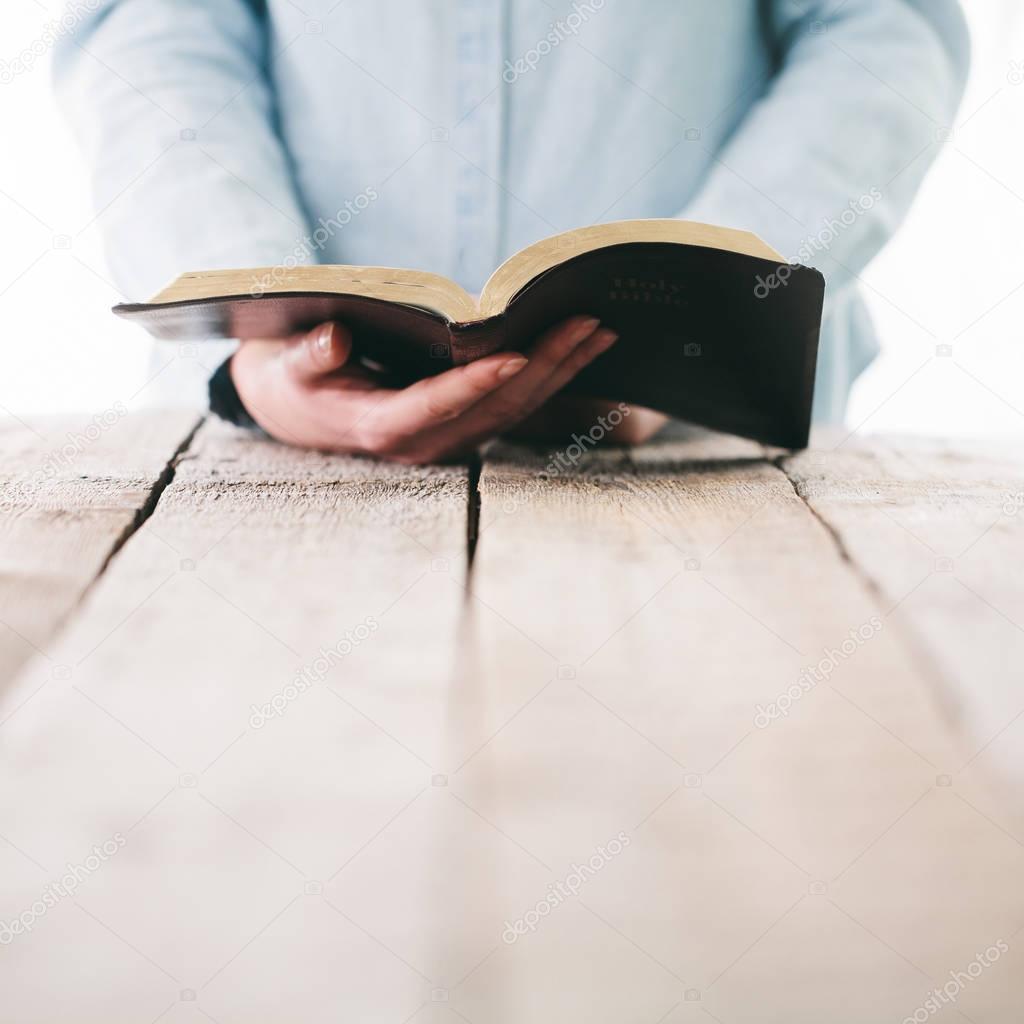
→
(447, 317, 506, 365)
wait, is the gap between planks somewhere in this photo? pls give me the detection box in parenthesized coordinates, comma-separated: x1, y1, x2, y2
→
(94, 417, 205, 580)
(769, 448, 969, 718)
(52, 421, 977, 722)
(0, 410, 203, 688)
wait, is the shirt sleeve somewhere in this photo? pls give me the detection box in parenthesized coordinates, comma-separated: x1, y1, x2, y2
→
(680, 0, 970, 312)
(52, 0, 315, 301)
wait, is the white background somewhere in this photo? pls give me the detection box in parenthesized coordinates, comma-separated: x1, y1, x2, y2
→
(1, 1, 1022, 438)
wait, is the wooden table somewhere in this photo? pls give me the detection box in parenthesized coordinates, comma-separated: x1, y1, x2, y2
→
(1, 411, 1022, 1023)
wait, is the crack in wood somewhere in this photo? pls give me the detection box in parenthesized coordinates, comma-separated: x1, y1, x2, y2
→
(466, 450, 483, 573)
(94, 416, 205, 581)
(773, 451, 961, 723)
(773, 453, 888, 607)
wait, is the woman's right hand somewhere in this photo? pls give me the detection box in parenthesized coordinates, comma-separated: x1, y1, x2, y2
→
(229, 316, 618, 464)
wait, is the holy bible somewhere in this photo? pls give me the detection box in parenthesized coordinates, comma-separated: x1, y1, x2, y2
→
(113, 220, 824, 448)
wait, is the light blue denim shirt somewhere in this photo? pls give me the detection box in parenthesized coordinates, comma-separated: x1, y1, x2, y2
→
(54, 0, 968, 422)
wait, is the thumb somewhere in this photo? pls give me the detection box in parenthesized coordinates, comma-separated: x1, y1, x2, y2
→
(282, 322, 352, 382)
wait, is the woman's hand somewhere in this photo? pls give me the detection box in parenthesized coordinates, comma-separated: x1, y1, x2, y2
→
(505, 395, 668, 446)
(229, 316, 619, 464)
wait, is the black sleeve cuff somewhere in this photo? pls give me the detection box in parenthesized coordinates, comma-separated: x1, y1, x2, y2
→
(207, 355, 260, 430)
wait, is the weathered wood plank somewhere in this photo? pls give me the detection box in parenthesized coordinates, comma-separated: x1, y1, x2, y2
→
(0, 418, 480, 1020)
(0, 410, 198, 689)
(447, 430, 1023, 1023)
(781, 437, 1024, 736)
(1, 421, 1021, 1024)
(781, 436, 1024, 847)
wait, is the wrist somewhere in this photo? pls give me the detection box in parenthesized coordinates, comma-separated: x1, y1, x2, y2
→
(208, 354, 261, 430)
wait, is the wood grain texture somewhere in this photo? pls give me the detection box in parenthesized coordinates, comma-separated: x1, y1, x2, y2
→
(0, 420, 1021, 1024)
(781, 436, 1024, 852)
(781, 437, 1024, 739)
(0, 418, 477, 1020)
(0, 410, 198, 689)
(453, 430, 1022, 1023)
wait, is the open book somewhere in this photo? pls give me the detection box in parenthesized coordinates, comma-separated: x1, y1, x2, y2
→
(114, 220, 825, 448)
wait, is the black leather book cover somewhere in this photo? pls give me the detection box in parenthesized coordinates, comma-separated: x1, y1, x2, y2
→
(115, 242, 824, 448)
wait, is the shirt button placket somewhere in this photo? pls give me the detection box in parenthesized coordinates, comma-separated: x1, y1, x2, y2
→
(453, 0, 504, 293)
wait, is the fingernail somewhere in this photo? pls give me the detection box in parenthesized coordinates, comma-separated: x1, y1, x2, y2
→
(498, 356, 529, 379)
(572, 316, 601, 343)
(589, 328, 618, 349)
(315, 323, 334, 355)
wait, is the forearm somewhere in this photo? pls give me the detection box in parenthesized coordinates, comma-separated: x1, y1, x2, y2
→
(53, 0, 313, 300)
(682, 0, 969, 308)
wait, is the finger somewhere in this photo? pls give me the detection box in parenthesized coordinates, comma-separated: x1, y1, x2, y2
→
(384, 320, 615, 462)
(456, 315, 604, 419)
(354, 352, 529, 452)
(282, 322, 353, 383)
(269, 315, 605, 460)
(517, 325, 619, 414)
(521, 315, 601, 377)
(507, 397, 666, 444)
(439, 322, 618, 444)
